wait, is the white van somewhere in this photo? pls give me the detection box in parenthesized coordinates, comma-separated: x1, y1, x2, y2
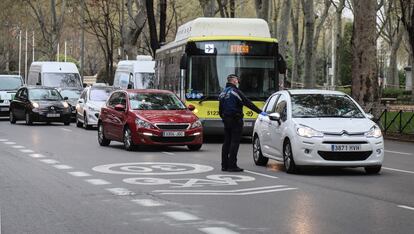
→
(27, 62, 83, 88)
(113, 56, 155, 89)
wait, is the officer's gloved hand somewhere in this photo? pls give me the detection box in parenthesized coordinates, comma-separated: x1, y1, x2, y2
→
(260, 112, 268, 116)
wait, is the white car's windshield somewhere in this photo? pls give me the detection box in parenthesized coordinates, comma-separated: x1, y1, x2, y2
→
(291, 94, 365, 118)
(0, 76, 23, 90)
(90, 88, 113, 101)
(60, 89, 82, 99)
(129, 93, 186, 110)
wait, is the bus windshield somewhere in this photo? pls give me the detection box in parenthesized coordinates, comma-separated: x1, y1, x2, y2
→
(187, 55, 276, 101)
(43, 73, 82, 88)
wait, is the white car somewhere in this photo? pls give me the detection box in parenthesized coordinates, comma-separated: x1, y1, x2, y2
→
(0, 75, 24, 117)
(76, 85, 116, 129)
(252, 89, 384, 174)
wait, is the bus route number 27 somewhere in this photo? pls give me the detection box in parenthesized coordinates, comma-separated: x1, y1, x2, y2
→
(207, 110, 219, 116)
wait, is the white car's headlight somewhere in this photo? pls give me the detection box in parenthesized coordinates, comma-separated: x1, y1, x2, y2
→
(88, 105, 100, 112)
(365, 125, 382, 138)
(296, 125, 324, 138)
(135, 118, 154, 129)
(190, 120, 202, 129)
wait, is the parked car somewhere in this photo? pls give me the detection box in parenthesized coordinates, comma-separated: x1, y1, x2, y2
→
(9, 86, 71, 125)
(98, 89, 203, 151)
(0, 75, 24, 117)
(58, 87, 83, 120)
(76, 84, 116, 129)
(252, 89, 384, 174)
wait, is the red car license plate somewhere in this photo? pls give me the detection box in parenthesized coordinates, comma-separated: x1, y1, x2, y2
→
(163, 131, 185, 137)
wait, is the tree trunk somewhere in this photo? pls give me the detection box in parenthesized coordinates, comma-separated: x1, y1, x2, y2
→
(278, 0, 291, 58)
(302, 0, 315, 88)
(199, 0, 216, 17)
(229, 0, 235, 17)
(311, 0, 330, 81)
(387, 29, 404, 87)
(146, 0, 159, 56)
(123, 0, 147, 59)
(290, 3, 300, 86)
(351, 0, 379, 109)
(333, 0, 345, 87)
(159, 0, 167, 43)
(255, 0, 270, 21)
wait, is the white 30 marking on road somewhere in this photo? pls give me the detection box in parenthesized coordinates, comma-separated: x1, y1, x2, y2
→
(162, 211, 200, 221)
(93, 162, 213, 175)
(199, 227, 240, 234)
(68, 171, 91, 177)
(131, 199, 164, 207)
(106, 188, 135, 196)
(85, 179, 111, 185)
(385, 150, 412, 155)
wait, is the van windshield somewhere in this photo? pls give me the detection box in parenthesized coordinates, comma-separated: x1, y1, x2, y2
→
(134, 72, 155, 89)
(43, 73, 82, 88)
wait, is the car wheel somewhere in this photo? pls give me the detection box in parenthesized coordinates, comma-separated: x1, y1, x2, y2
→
(123, 127, 135, 151)
(83, 113, 91, 130)
(97, 123, 110, 146)
(283, 140, 298, 174)
(365, 165, 381, 174)
(76, 113, 82, 128)
(64, 120, 70, 126)
(25, 112, 33, 125)
(9, 111, 16, 124)
(253, 136, 268, 166)
(187, 144, 202, 151)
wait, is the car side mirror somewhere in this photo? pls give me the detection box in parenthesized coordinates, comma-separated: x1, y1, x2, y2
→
(114, 104, 126, 112)
(78, 99, 84, 103)
(365, 113, 374, 120)
(188, 104, 195, 111)
(83, 83, 87, 88)
(269, 112, 281, 123)
(64, 97, 69, 100)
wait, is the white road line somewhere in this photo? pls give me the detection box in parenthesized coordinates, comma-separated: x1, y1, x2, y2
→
(68, 171, 91, 177)
(60, 128, 72, 132)
(106, 188, 135, 196)
(162, 151, 175, 156)
(3, 141, 16, 145)
(29, 153, 46, 158)
(162, 211, 200, 221)
(19, 149, 34, 153)
(39, 159, 60, 164)
(398, 205, 414, 211)
(199, 227, 240, 234)
(85, 179, 111, 185)
(383, 167, 414, 175)
(154, 185, 287, 193)
(0, 139, 8, 141)
(159, 187, 298, 196)
(53, 165, 73, 170)
(131, 199, 164, 207)
(11, 145, 25, 149)
(245, 170, 279, 179)
(385, 150, 412, 155)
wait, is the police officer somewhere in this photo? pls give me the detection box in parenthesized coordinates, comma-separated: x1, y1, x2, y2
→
(219, 74, 267, 172)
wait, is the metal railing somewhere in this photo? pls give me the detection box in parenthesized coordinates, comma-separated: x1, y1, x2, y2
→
(373, 109, 414, 135)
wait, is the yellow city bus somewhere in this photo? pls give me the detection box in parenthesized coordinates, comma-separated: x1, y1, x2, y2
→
(155, 17, 284, 135)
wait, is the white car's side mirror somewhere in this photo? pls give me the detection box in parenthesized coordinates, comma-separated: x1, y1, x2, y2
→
(269, 113, 281, 122)
(365, 113, 374, 119)
(78, 99, 84, 104)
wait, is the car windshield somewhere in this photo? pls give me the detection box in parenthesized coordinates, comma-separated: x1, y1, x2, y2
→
(291, 94, 365, 118)
(29, 89, 62, 101)
(129, 93, 186, 110)
(0, 76, 23, 90)
(90, 88, 113, 101)
(59, 89, 81, 99)
(42, 73, 82, 88)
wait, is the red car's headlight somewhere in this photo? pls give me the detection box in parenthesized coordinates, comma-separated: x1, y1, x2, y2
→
(135, 118, 155, 129)
(190, 120, 202, 129)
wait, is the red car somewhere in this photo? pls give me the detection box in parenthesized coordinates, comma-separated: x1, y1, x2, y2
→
(98, 89, 203, 151)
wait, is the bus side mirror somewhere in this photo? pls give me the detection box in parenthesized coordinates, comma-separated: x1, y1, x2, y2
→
(180, 54, 187, 69)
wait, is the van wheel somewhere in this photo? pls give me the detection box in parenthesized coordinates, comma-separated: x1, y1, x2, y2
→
(365, 165, 381, 174)
(10, 111, 16, 124)
(253, 136, 268, 166)
(187, 144, 202, 151)
(98, 123, 110, 146)
(283, 140, 298, 174)
(25, 112, 33, 125)
(123, 127, 136, 151)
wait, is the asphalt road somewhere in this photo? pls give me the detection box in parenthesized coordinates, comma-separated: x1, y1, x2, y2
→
(1, 119, 414, 234)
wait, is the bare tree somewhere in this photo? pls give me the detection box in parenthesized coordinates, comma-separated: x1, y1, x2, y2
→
(312, 0, 331, 79)
(290, 0, 301, 85)
(25, 0, 66, 60)
(255, 0, 270, 21)
(122, 0, 147, 59)
(399, 0, 414, 100)
(199, 0, 216, 17)
(278, 0, 291, 58)
(351, 0, 379, 109)
(331, 0, 345, 87)
(302, 0, 315, 88)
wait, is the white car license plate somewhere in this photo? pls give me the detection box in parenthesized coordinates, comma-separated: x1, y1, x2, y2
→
(47, 113, 60, 118)
(163, 131, 185, 137)
(331, 144, 361, 151)
(0, 107, 9, 112)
